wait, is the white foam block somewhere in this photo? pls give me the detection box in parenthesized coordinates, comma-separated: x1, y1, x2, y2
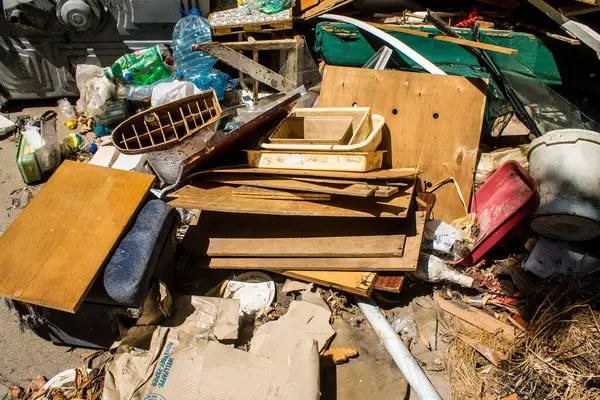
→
(88, 145, 119, 167)
(112, 153, 146, 172)
(0, 115, 16, 135)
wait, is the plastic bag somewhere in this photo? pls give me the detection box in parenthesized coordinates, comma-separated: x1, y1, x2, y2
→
(75, 64, 116, 118)
(246, 0, 293, 14)
(151, 81, 202, 108)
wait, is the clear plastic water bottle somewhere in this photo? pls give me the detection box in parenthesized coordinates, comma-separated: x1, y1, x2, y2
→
(173, 7, 217, 88)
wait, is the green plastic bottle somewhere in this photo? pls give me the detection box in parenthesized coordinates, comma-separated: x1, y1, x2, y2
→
(104, 45, 174, 85)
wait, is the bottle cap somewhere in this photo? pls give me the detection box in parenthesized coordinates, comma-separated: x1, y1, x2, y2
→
(64, 120, 76, 130)
(188, 8, 201, 16)
(89, 143, 98, 154)
(176, 69, 184, 78)
(124, 72, 133, 81)
(165, 56, 175, 66)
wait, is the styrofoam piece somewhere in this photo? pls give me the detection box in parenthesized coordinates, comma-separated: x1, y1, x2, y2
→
(261, 114, 384, 152)
(88, 145, 119, 167)
(0, 115, 16, 135)
(223, 271, 276, 316)
(112, 153, 146, 172)
(523, 236, 600, 278)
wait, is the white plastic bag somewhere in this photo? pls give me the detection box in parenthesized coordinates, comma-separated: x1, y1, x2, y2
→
(75, 64, 115, 117)
(150, 81, 201, 107)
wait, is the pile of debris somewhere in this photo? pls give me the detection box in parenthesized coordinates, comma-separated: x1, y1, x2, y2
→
(0, 0, 599, 399)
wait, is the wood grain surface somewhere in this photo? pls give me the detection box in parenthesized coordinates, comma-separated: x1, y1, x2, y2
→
(320, 66, 487, 221)
(0, 161, 154, 312)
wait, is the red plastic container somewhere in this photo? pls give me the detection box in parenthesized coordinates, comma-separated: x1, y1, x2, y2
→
(457, 161, 539, 266)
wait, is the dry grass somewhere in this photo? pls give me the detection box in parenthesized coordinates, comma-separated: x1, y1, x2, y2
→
(444, 276, 600, 399)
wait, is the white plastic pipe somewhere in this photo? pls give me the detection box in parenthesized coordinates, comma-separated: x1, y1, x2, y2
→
(357, 297, 442, 400)
(319, 14, 447, 76)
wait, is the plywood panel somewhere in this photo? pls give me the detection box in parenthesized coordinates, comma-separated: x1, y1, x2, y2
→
(0, 161, 154, 312)
(169, 182, 414, 218)
(320, 66, 487, 222)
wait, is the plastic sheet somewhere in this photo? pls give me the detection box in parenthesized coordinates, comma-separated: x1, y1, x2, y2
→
(75, 64, 116, 118)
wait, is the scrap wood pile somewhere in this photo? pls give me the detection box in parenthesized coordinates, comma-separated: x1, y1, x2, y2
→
(0, 0, 600, 399)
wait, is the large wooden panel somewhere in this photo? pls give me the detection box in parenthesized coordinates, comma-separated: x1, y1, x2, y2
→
(320, 66, 487, 222)
(169, 182, 414, 218)
(202, 212, 426, 271)
(0, 161, 154, 312)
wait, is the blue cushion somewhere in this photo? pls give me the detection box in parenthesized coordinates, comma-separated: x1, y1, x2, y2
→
(103, 200, 175, 307)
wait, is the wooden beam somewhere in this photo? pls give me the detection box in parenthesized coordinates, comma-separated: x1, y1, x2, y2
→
(221, 39, 298, 51)
(434, 293, 516, 339)
(367, 22, 519, 55)
(208, 166, 420, 180)
(193, 43, 297, 92)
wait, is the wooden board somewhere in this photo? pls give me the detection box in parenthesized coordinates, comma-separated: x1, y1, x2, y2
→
(210, 166, 420, 180)
(202, 211, 426, 271)
(203, 173, 377, 197)
(206, 235, 405, 257)
(282, 271, 377, 296)
(169, 182, 414, 218)
(434, 293, 516, 339)
(320, 66, 487, 222)
(233, 186, 332, 201)
(182, 211, 408, 257)
(0, 161, 154, 312)
(367, 23, 519, 55)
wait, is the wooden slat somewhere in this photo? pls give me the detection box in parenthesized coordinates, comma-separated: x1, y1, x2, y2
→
(169, 182, 414, 218)
(320, 66, 487, 222)
(300, 0, 354, 19)
(0, 161, 154, 312)
(203, 212, 426, 271)
(233, 186, 332, 201)
(282, 271, 377, 296)
(206, 234, 405, 257)
(203, 173, 377, 197)
(434, 293, 516, 339)
(375, 186, 399, 198)
(367, 23, 519, 55)
(209, 166, 420, 180)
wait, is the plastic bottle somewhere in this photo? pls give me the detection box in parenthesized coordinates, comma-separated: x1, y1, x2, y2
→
(172, 6, 223, 93)
(57, 98, 77, 129)
(104, 45, 173, 85)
